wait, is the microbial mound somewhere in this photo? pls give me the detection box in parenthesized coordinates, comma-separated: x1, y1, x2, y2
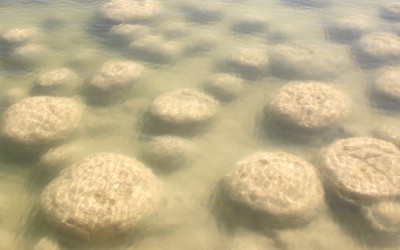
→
(87, 59, 144, 103)
(98, 0, 161, 23)
(40, 153, 162, 241)
(1, 27, 39, 45)
(221, 151, 324, 226)
(325, 16, 374, 43)
(142, 135, 196, 173)
(268, 82, 350, 132)
(150, 89, 219, 129)
(355, 32, 400, 66)
(225, 48, 269, 80)
(270, 42, 349, 80)
(32, 68, 81, 96)
(362, 200, 400, 235)
(202, 73, 243, 102)
(371, 67, 400, 106)
(321, 137, 400, 205)
(1, 96, 83, 146)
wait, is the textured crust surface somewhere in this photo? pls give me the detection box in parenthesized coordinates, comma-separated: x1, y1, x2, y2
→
(99, 0, 161, 23)
(40, 153, 161, 240)
(1, 96, 83, 145)
(150, 89, 219, 126)
(90, 60, 143, 91)
(269, 82, 350, 131)
(321, 137, 400, 204)
(362, 200, 400, 234)
(222, 151, 324, 224)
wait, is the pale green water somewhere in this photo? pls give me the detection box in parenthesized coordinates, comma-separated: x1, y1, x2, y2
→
(0, 0, 400, 249)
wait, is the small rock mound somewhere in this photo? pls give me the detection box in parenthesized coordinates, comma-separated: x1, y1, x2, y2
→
(98, 0, 161, 23)
(150, 89, 219, 129)
(362, 200, 400, 235)
(32, 68, 81, 96)
(202, 73, 243, 102)
(87, 59, 144, 104)
(142, 135, 196, 173)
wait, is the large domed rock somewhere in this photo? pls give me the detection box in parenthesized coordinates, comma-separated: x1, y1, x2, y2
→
(40, 153, 162, 241)
(1, 96, 83, 146)
(321, 137, 400, 205)
(221, 151, 324, 226)
(268, 82, 350, 132)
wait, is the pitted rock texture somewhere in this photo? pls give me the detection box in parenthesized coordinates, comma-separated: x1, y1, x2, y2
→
(321, 137, 400, 205)
(222, 151, 324, 225)
(1, 96, 83, 145)
(150, 89, 219, 127)
(40, 153, 162, 241)
(269, 82, 350, 132)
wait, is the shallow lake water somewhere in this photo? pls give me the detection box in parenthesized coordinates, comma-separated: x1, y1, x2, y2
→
(1, 0, 400, 249)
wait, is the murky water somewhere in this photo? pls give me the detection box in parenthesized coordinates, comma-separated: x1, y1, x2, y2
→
(1, 0, 400, 249)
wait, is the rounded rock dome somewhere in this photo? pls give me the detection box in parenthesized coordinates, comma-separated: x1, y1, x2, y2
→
(40, 153, 162, 241)
(98, 0, 161, 23)
(142, 135, 196, 173)
(270, 42, 349, 80)
(268, 82, 350, 132)
(1, 96, 83, 146)
(321, 137, 400, 205)
(150, 89, 219, 129)
(221, 151, 324, 226)
(362, 200, 400, 235)
(32, 68, 81, 96)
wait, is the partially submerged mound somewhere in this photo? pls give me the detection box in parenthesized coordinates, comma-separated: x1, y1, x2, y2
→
(268, 82, 350, 132)
(32, 68, 82, 96)
(142, 135, 197, 173)
(149, 89, 219, 131)
(98, 0, 161, 23)
(1, 96, 83, 146)
(361, 200, 400, 235)
(86, 59, 144, 104)
(40, 153, 162, 241)
(321, 137, 400, 205)
(221, 151, 324, 226)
